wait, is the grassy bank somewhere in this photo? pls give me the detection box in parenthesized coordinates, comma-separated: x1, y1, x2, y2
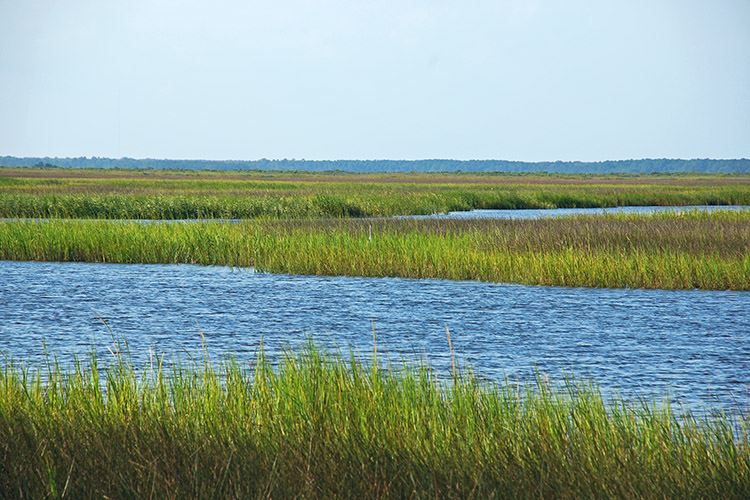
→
(2, 167, 750, 218)
(0, 345, 747, 498)
(1, 212, 748, 290)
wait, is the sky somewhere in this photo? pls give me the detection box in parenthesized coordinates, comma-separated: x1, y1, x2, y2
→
(0, 0, 748, 161)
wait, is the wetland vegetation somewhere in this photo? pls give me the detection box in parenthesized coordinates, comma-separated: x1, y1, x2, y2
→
(2, 167, 749, 497)
(1, 211, 748, 290)
(2, 167, 750, 219)
(1, 345, 747, 498)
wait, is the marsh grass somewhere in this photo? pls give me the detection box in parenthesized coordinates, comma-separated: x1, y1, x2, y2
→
(2, 168, 750, 219)
(0, 211, 748, 290)
(0, 343, 747, 498)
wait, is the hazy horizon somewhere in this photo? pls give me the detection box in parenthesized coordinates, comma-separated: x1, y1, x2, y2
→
(4, 155, 750, 163)
(1, 0, 748, 161)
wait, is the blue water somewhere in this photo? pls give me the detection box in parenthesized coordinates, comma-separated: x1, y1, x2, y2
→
(406, 205, 750, 219)
(1, 260, 748, 413)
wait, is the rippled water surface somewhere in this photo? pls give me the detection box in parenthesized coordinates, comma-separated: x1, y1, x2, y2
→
(2, 261, 749, 413)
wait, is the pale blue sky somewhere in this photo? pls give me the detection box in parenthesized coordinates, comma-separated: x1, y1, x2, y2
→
(1, 0, 748, 161)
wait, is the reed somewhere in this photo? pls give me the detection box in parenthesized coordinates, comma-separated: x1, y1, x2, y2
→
(1, 211, 748, 290)
(0, 344, 747, 498)
(2, 168, 749, 218)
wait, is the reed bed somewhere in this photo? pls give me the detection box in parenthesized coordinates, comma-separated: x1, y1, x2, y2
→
(0, 344, 748, 498)
(1, 212, 748, 290)
(2, 168, 750, 218)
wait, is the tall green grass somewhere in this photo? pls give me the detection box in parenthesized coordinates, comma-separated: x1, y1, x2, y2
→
(1, 211, 748, 290)
(0, 344, 747, 498)
(2, 168, 750, 218)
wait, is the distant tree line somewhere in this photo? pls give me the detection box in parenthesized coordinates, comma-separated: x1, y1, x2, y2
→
(2, 156, 749, 173)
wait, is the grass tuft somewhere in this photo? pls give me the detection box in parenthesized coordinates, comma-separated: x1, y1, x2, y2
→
(0, 345, 748, 498)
